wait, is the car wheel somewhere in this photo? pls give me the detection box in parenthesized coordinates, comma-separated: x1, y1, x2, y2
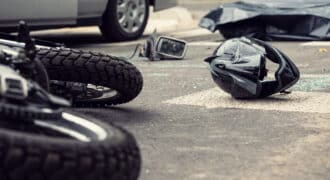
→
(100, 0, 150, 42)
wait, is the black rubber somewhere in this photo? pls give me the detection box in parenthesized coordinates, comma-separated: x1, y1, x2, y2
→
(0, 113, 141, 180)
(33, 58, 50, 91)
(0, 100, 62, 121)
(99, 0, 150, 42)
(17, 58, 50, 91)
(36, 48, 143, 107)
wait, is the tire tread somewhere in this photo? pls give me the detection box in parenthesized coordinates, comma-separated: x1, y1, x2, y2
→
(36, 48, 143, 107)
(0, 121, 141, 180)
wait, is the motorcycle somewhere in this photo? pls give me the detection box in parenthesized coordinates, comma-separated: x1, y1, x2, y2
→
(0, 22, 144, 107)
(0, 22, 141, 180)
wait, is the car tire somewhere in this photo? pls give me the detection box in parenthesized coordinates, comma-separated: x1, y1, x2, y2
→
(100, 0, 150, 42)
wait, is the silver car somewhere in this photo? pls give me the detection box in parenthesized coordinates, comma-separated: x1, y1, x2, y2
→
(0, 0, 176, 41)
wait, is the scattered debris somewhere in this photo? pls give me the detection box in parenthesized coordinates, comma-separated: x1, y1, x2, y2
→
(200, 0, 330, 41)
(139, 30, 188, 60)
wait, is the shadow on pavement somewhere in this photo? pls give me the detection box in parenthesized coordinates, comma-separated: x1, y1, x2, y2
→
(33, 32, 106, 46)
(32, 31, 150, 46)
(237, 96, 293, 102)
(74, 106, 158, 125)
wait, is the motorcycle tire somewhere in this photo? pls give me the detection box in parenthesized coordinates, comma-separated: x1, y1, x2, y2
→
(0, 100, 62, 120)
(36, 48, 143, 107)
(0, 112, 141, 180)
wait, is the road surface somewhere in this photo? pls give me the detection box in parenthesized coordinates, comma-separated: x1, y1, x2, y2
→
(33, 2, 330, 179)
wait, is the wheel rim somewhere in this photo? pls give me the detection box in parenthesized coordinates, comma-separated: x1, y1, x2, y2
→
(0, 112, 109, 142)
(117, 0, 146, 33)
(35, 112, 109, 142)
(75, 85, 119, 103)
(50, 82, 119, 104)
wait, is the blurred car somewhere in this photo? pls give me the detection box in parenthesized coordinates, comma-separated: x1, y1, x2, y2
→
(0, 0, 177, 41)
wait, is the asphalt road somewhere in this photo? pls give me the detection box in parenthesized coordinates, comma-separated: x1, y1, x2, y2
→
(34, 2, 330, 180)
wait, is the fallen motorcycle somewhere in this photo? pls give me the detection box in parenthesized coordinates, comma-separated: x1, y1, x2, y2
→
(0, 22, 144, 107)
(0, 24, 141, 180)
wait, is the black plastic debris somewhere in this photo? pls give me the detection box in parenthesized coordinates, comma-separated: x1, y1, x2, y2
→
(205, 37, 300, 99)
(200, 0, 330, 41)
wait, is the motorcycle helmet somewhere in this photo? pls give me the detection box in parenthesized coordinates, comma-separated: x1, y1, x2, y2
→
(205, 37, 300, 99)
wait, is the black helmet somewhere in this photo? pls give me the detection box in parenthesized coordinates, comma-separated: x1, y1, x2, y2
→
(205, 37, 300, 99)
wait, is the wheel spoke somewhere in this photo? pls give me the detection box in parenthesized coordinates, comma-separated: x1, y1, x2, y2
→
(131, 0, 139, 5)
(117, 4, 126, 14)
(119, 14, 128, 26)
(127, 19, 134, 32)
(119, 0, 130, 5)
(139, 0, 146, 6)
(137, 5, 146, 15)
(134, 17, 142, 27)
